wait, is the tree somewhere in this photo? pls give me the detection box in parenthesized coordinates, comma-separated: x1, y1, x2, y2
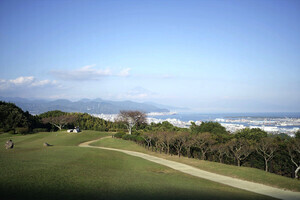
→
(287, 138, 300, 179)
(191, 121, 227, 135)
(235, 128, 267, 142)
(295, 130, 300, 139)
(211, 143, 228, 163)
(256, 137, 277, 172)
(227, 138, 253, 167)
(142, 132, 154, 150)
(194, 132, 215, 160)
(160, 131, 175, 155)
(184, 134, 196, 158)
(173, 132, 189, 157)
(42, 115, 77, 130)
(117, 110, 146, 135)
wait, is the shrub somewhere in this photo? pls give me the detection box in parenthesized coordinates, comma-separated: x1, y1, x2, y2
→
(122, 134, 138, 141)
(33, 128, 49, 133)
(15, 127, 29, 134)
(7, 129, 15, 134)
(114, 132, 126, 138)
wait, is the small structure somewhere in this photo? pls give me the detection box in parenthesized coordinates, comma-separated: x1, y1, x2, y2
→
(67, 127, 81, 133)
(5, 140, 14, 149)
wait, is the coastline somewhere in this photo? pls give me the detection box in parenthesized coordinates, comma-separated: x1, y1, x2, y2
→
(92, 112, 300, 135)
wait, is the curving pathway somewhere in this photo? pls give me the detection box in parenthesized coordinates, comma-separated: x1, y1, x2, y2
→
(79, 137, 300, 200)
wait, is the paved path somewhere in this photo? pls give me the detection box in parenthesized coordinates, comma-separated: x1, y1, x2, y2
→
(79, 137, 300, 200)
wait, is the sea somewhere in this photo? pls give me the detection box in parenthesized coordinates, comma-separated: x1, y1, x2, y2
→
(150, 112, 300, 134)
(152, 112, 300, 122)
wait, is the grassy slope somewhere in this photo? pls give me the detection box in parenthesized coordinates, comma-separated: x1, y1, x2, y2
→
(0, 131, 274, 200)
(92, 137, 300, 192)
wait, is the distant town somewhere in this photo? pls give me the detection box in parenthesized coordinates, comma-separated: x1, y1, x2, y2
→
(92, 113, 300, 136)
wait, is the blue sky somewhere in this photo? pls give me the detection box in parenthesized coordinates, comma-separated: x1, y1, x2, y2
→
(0, 0, 299, 112)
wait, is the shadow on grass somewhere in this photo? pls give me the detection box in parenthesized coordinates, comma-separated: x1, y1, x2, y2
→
(0, 186, 273, 200)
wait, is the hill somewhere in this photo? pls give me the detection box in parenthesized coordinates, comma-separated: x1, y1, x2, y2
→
(0, 101, 42, 133)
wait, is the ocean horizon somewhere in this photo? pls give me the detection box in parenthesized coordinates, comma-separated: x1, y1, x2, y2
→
(151, 112, 300, 122)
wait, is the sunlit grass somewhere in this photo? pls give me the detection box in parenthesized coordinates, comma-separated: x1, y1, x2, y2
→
(92, 137, 300, 192)
(0, 131, 275, 200)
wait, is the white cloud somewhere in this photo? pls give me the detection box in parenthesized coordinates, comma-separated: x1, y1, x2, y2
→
(0, 76, 58, 90)
(118, 87, 157, 100)
(119, 68, 131, 77)
(0, 76, 64, 99)
(9, 76, 34, 85)
(51, 65, 130, 81)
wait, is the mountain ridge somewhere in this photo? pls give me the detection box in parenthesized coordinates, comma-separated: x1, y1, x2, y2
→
(0, 97, 169, 115)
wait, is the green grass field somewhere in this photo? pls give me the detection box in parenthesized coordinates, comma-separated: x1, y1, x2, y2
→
(92, 137, 300, 192)
(0, 131, 275, 200)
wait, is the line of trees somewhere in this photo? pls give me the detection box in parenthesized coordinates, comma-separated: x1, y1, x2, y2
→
(0, 102, 127, 134)
(115, 122, 300, 179)
(39, 110, 126, 132)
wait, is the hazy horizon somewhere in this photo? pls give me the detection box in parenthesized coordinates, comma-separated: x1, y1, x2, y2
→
(1, 0, 299, 113)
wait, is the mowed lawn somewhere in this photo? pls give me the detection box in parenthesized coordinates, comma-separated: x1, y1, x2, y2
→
(92, 137, 300, 192)
(0, 131, 275, 200)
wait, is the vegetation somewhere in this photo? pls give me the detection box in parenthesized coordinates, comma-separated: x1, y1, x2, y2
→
(0, 131, 274, 200)
(0, 102, 125, 134)
(92, 137, 300, 192)
(117, 110, 147, 134)
(1, 102, 299, 180)
(111, 123, 300, 179)
(0, 101, 45, 134)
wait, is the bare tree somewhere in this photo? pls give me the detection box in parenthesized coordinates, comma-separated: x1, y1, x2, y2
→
(156, 133, 167, 154)
(173, 132, 189, 157)
(142, 132, 154, 150)
(287, 138, 300, 179)
(256, 137, 277, 172)
(42, 115, 77, 130)
(158, 131, 175, 155)
(117, 110, 146, 135)
(211, 143, 228, 163)
(194, 132, 215, 160)
(185, 134, 196, 158)
(227, 138, 253, 167)
(152, 134, 160, 152)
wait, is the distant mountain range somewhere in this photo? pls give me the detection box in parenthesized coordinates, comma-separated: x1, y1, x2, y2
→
(0, 97, 169, 115)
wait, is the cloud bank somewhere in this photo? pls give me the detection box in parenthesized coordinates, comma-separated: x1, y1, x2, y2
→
(51, 65, 131, 81)
(0, 76, 63, 99)
(0, 76, 57, 90)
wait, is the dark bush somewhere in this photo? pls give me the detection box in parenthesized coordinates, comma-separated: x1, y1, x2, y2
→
(7, 129, 15, 134)
(122, 134, 131, 140)
(33, 128, 49, 133)
(114, 132, 126, 138)
(15, 127, 29, 134)
(122, 134, 138, 141)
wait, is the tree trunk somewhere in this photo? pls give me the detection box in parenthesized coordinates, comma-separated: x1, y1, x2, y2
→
(51, 123, 62, 130)
(218, 155, 223, 163)
(201, 150, 206, 160)
(265, 158, 268, 172)
(187, 147, 191, 158)
(128, 126, 132, 135)
(237, 159, 241, 167)
(295, 166, 300, 179)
